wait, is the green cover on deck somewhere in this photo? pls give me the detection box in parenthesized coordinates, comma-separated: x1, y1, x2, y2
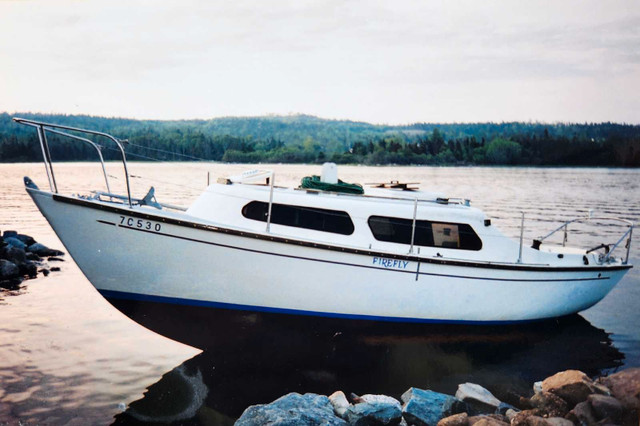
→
(300, 175, 364, 195)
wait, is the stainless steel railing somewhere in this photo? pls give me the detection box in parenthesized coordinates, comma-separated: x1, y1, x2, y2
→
(13, 117, 133, 207)
(534, 216, 634, 264)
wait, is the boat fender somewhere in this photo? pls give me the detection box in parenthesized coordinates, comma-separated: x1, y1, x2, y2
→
(583, 256, 589, 265)
(531, 239, 542, 250)
(484, 219, 491, 227)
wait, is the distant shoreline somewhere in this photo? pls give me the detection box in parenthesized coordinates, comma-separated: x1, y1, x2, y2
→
(2, 113, 639, 167)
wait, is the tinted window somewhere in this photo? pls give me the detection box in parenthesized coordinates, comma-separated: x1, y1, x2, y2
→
(242, 201, 354, 235)
(368, 216, 482, 250)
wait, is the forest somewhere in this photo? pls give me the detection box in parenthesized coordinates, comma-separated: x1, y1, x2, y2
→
(1, 112, 639, 166)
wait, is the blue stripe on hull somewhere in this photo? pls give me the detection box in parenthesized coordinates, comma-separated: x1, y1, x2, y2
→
(98, 289, 545, 325)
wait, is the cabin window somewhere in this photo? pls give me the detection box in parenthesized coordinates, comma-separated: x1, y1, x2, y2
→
(242, 201, 355, 235)
(368, 216, 482, 250)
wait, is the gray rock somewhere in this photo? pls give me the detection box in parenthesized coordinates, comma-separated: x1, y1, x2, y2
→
(586, 394, 623, 423)
(3, 245, 27, 265)
(565, 401, 597, 426)
(15, 234, 36, 246)
(234, 392, 346, 426)
(27, 243, 64, 257)
(0, 259, 20, 279)
(19, 261, 38, 278)
(329, 391, 349, 418)
(2, 231, 18, 239)
(345, 394, 402, 426)
(4, 237, 27, 250)
(455, 383, 501, 414)
(402, 388, 466, 426)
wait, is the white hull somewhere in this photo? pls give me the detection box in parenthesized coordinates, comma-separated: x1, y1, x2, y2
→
(28, 189, 629, 324)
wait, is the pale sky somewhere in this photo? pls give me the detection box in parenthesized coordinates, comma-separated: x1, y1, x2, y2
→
(1, 0, 639, 124)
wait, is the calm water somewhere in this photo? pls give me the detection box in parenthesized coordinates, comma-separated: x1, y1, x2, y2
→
(1, 163, 639, 425)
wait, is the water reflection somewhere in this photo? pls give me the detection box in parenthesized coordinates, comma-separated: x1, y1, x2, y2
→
(112, 311, 623, 425)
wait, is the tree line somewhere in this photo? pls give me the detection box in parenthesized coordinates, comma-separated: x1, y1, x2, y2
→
(1, 112, 638, 166)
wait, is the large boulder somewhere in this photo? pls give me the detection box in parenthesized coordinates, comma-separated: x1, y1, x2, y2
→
(597, 368, 640, 426)
(26, 243, 64, 257)
(0, 259, 20, 279)
(3, 245, 27, 265)
(402, 388, 466, 426)
(345, 394, 402, 425)
(541, 370, 601, 406)
(598, 368, 640, 411)
(234, 393, 346, 426)
(455, 383, 501, 414)
(4, 237, 26, 250)
(587, 394, 623, 423)
(15, 234, 36, 246)
(565, 401, 597, 426)
(529, 392, 570, 417)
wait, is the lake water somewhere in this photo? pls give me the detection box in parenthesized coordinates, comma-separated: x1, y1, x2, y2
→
(1, 163, 639, 425)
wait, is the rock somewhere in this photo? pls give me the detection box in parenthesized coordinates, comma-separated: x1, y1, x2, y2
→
(15, 234, 36, 246)
(402, 388, 466, 426)
(533, 382, 544, 395)
(471, 417, 509, 426)
(542, 370, 599, 406)
(19, 261, 38, 278)
(505, 409, 519, 422)
(345, 394, 402, 425)
(544, 417, 573, 426)
(27, 243, 64, 257)
(329, 391, 349, 418)
(468, 414, 508, 425)
(524, 416, 550, 426)
(510, 409, 544, 426)
(456, 383, 502, 414)
(4, 237, 27, 250)
(2, 245, 27, 265)
(597, 368, 640, 411)
(25, 252, 41, 261)
(0, 276, 23, 290)
(587, 395, 623, 423)
(496, 403, 519, 416)
(0, 259, 20, 279)
(529, 392, 570, 418)
(234, 392, 346, 426)
(565, 401, 597, 426)
(2, 231, 18, 239)
(50, 267, 61, 272)
(41, 268, 50, 276)
(438, 412, 469, 426)
(47, 257, 65, 262)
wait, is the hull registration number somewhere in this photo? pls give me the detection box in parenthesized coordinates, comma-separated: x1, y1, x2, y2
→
(119, 216, 162, 232)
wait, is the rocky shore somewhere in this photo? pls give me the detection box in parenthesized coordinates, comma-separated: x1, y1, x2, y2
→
(235, 368, 640, 426)
(0, 230, 65, 290)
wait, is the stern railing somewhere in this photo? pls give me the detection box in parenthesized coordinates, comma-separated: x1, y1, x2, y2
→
(13, 117, 133, 207)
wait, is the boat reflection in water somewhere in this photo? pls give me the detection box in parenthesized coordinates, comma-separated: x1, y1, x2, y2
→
(112, 308, 623, 425)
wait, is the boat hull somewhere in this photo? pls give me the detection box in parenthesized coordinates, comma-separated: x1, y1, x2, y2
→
(28, 189, 631, 328)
